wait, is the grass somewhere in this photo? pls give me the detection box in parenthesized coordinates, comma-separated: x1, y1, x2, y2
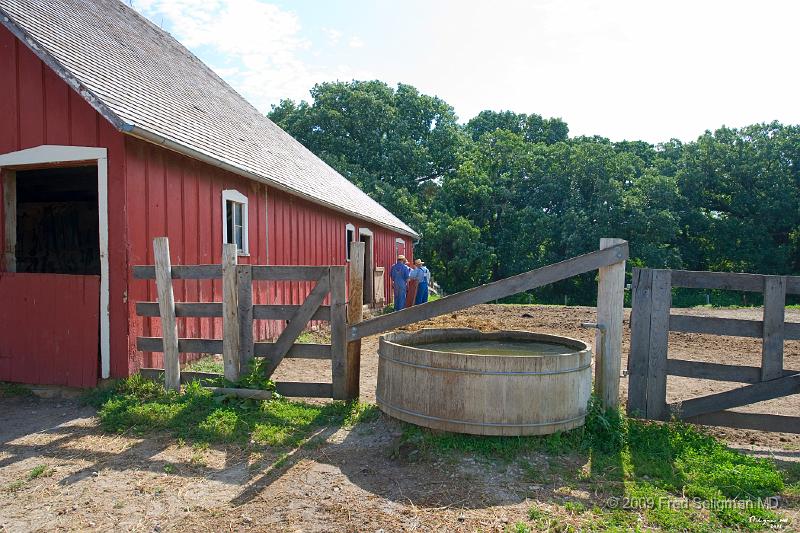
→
(184, 355, 224, 374)
(86, 375, 378, 449)
(0, 382, 33, 398)
(4, 465, 53, 493)
(27, 464, 51, 480)
(398, 397, 788, 531)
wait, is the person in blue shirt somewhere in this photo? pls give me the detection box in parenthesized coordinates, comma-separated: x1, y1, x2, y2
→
(412, 258, 431, 305)
(389, 255, 411, 311)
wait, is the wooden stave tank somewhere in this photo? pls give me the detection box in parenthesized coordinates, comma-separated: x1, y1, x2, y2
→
(376, 328, 592, 436)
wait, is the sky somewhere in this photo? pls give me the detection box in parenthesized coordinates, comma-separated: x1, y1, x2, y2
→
(131, 0, 800, 144)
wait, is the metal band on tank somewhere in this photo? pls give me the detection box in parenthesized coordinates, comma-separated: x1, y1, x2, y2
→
(378, 353, 591, 376)
(376, 396, 586, 428)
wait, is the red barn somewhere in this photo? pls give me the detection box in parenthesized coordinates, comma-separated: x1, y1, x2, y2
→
(0, 0, 417, 388)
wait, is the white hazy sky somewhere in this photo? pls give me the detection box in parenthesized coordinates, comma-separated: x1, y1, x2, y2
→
(132, 0, 800, 143)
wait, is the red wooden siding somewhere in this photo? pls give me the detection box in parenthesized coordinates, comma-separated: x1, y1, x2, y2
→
(0, 24, 129, 383)
(0, 273, 100, 387)
(1, 24, 415, 384)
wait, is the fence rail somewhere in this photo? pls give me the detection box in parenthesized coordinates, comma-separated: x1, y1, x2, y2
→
(627, 267, 800, 433)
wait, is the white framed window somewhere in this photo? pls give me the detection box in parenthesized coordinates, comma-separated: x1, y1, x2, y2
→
(345, 223, 355, 261)
(222, 189, 249, 255)
(395, 237, 406, 257)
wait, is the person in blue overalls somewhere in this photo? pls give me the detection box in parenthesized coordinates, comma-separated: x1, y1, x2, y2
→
(412, 258, 430, 305)
(390, 255, 410, 311)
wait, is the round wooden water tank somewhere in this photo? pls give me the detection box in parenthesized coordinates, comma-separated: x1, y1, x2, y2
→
(376, 328, 592, 436)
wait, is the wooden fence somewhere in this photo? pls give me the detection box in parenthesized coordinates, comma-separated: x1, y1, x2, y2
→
(627, 268, 800, 433)
(349, 238, 629, 409)
(135, 237, 629, 407)
(134, 237, 363, 400)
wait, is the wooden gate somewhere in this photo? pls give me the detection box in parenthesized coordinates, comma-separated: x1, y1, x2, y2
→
(627, 268, 800, 433)
(133, 239, 350, 399)
(0, 272, 100, 387)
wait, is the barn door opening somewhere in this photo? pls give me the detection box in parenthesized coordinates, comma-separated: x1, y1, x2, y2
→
(0, 145, 109, 387)
(359, 229, 374, 306)
(14, 166, 100, 275)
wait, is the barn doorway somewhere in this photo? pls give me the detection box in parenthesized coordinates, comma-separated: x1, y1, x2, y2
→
(0, 145, 109, 387)
(359, 228, 374, 306)
(14, 166, 100, 275)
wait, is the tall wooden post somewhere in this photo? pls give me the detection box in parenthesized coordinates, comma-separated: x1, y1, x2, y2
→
(329, 266, 348, 399)
(237, 264, 254, 374)
(761, 275, 786, 381)
(222, 244, 240, 382)
(595, 238, 627, 409)
(2, 170, 16, 272)
(346, 241, 365, 400)
(153, 237, 180, 391)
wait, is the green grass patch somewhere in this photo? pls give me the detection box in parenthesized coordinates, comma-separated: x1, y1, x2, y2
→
(399, 396, 786, 531)
(184, 356, 224, 374)
(0, 382, 34, 398)
(296, 329, 331, 344)
(88, 375, 373, 448)
(26, 465, 52, 480)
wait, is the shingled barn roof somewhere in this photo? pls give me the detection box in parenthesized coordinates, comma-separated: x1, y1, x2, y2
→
(0, 0, 417, 236)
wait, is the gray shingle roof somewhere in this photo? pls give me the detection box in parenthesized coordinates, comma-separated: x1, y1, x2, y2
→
(0, 0, 417, 237)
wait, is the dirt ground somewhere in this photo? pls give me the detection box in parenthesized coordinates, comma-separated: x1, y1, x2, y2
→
(1, 305, 799, 532)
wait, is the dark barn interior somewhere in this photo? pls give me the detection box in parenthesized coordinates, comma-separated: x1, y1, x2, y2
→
(14, 165, 99, 275)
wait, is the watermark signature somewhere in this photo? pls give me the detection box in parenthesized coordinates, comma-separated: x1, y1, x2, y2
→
(604, 495, 781, 511)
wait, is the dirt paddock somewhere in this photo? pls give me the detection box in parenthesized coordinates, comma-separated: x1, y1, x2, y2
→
(1, 305, 798, 531)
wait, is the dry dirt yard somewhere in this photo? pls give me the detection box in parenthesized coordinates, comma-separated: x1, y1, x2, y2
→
(1, 304, 799, 532)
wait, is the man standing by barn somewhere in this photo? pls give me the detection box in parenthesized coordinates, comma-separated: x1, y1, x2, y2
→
(390, 255, 411, 311)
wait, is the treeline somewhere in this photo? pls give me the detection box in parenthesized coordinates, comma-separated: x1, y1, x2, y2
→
(270, 81, 800, 304)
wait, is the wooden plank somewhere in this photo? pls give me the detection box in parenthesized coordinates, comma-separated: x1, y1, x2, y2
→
(627, 268, 653, 416)
(136, 302, 222, 317)
(221, 244, 240, 381)
(330, 266, 348, 400)
(238, 265, 254, 373)
(671, 269, 800, 295)
(252, 304, 331, 321)
(251, 265, 334, 281)
(674, 372, 800, 419)
(274, 381, 333, 398)
(645, 269, 671, 420)
(253, 342, 332, 359)
(140, 368, 220, 385)
(137, 337, 224, 354)
(346, 241, 365, 400)
(669, 315, 763, 337)
(262, 272, 331, 377)
(684, 410, 800, 434)
(349, 242, 629, 340)
(2, 170, 16, 272)
(670, 270, 764, 292)
(666, 359, 796, 383)
(205, 387, 272, 400)
(152, 237, 180, 391)
(132, 264, 222, 280)
(595, 238, 626, 409)
(139, 369, 270, 399)
(761, 276, 786, 381)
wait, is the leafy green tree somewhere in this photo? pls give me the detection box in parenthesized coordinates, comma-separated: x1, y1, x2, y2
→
(269, 81, 468, 227)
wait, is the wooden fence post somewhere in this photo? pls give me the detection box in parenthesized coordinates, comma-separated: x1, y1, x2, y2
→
(237, 264, 254, 374)
(627, 267, 652, 416)
(330, 266, 348, 400)
(2, 170, 16, 272)
(346, 242, 365, 400)
(595, 238, 627, 409)
(645, 269, 671, 420)
(222, 244, 240, 382)
(761, 275, 786, 381)
(153, 237, 180, 391)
